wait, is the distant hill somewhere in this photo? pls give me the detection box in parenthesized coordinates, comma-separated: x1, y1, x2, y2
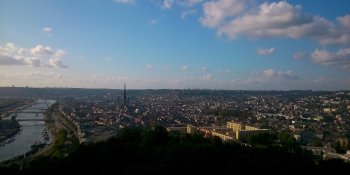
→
(0, 87, 121, 98)
(0, 87, 345, 99)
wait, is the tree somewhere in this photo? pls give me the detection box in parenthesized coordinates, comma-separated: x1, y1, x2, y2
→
(6, 162, 20, 171)
(333, 141, 341, 153)
(10, 115, 16, 123)
(311, 140, 323, 147)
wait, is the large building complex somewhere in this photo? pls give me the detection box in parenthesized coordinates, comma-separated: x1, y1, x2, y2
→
(226, 121, 270, 142)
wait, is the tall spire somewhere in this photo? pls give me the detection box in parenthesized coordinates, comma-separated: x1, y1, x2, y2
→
(124, 83, 126, 107)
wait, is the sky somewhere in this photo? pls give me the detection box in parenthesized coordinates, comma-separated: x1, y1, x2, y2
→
(1, 0, 350, 90)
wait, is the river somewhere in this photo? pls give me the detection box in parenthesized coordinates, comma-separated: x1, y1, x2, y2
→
(0, 99, 56, 162)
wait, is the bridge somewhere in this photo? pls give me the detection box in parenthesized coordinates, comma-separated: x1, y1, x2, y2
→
(8, 109, 46, 117)
(16, 109, 46, 113)
(16, 111, 44, 114)
(17, 119, 54, 122)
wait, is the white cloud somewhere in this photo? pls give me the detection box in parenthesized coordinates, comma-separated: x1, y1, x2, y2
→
(25, 57, 42, 67)
(230, 78, 242, 84)
(217, 1, 315, 39)
(54, 49, 66, 57)
(311, 48, 350, 71)
(170, 76, 195, 84)
(0, 53, 41, 67)
(150, 19, 157, 25)
(243, 78, 257, 84)
(164, 65, 171, 69)
(318, 15, 350, 45)
(178, 0, 202, 7)
(31, 45, 53, 56)
(199, 1, 350, 45)
(276, 70, 299, 79)
(263, 69, 275, 77)
(200, 74, 213, 80)
(43, 58, 68, 68)
(312, 77, 347, 89)
(313, 77, 325, 83)
(92, 74, 103, 79)
(293, 51, 308, 59)
(198, 67, 210, 71)
(181, 9, 197, 19)
(150, 15, 165, 24)
(42, 27, 51, 32)
(199, 0, 245, 28)
(142, 78, 163, 83)
(218, 70, 230, 73)
(257, 47, 275, 55)
(80, 56, 85, 60)
(146, 63, 156, 69)
(318, 34, 350, 46)
(28, 71, 67, 78)
(105, 57, 111, 60)
(345, 78, 350, 84)
(181, 65, 190, 70)
(5, 43, 18, 52)
(337, 15, 350, 29)
(56, 74, 67, 78)
(162, 0, 174, 9)
(114, 0, 135, 4)
(105, 76, 129, 83)
(252, 69, 298, 80)
(18, 48, 30, 55)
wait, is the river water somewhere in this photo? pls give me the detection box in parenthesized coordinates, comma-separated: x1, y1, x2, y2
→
(0, 99, 56, 162)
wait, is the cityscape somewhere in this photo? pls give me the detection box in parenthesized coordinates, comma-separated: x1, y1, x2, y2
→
(1, 0, 350, 174)
(0, 86, 350, 172)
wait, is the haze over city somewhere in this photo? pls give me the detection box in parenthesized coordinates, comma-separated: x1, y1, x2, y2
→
(1, 0, 350, 90)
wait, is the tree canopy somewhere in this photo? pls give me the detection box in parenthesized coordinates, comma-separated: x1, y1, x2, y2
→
(1, 125, 349, 175)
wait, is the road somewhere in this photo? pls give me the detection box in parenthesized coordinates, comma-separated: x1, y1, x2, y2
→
(52, 112, 79, 138)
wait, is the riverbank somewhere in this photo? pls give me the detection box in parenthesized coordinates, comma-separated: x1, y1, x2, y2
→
(31, 108, 58, 157)
(0, 99, 56, 163)
(0, 119, 21, 143)
(0, 100, 37, 119)
(31, 123, 57, 157)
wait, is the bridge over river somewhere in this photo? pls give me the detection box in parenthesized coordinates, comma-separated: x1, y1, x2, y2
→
(3, 109, 46, 117)
(16, 119, 54, 122)
(16, 109, 46, 113)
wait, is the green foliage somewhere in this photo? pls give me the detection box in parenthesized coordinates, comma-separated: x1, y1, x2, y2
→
(5, 162, 20, 171)
(247, 132, 270, 145)
(311, 140, 323, 147)
(345, 144, 350, 152)
(333, 141, 341, 153)
(2, 125, 350, 175)
(50, 150, 64, 160)
(71, 135, 80, 151)
(45, 102, 58, 120)
(52, 128, 68, 151)
(58, 111, 78, 132)
(10, 115, 16, 123)
(277, 132, 295, 143)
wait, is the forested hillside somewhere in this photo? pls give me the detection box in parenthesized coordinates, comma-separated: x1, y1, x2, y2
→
(1, 125, 350, 175)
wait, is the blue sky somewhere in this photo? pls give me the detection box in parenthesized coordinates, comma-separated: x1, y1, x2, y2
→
(1, 0, 350, 90)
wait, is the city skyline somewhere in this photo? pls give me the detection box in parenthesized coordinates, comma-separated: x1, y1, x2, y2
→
(1, 0, 350, 90)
